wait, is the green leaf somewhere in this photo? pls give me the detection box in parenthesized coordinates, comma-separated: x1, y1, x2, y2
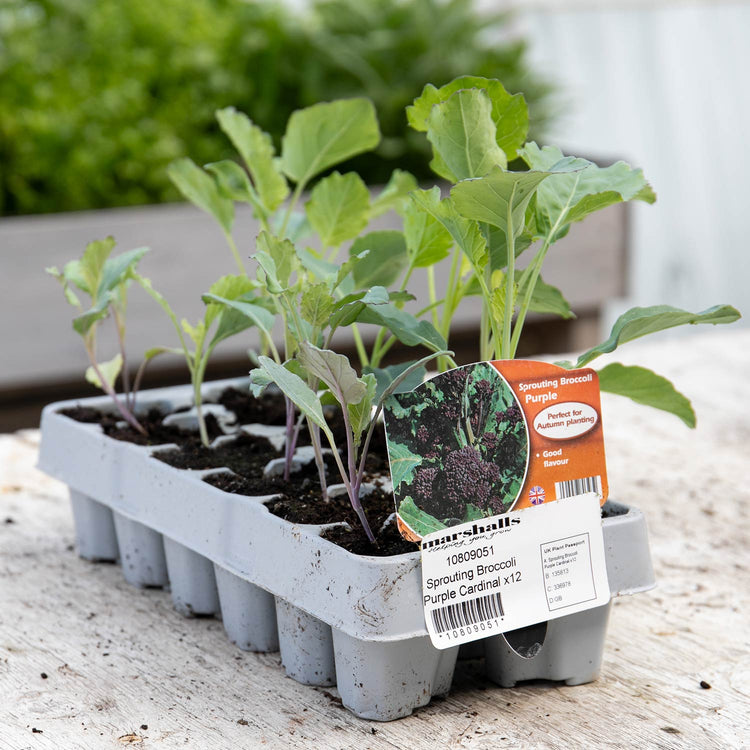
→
(408, 77, 528, 162)
(257, 356, 332, 439)
(256, 231, 297, 288)
(597, 362, 696, 428)
(517, 272, 575, 319)
(574, 304, 742, 368)
(519, 143, 656, 240)
(410, 187, 487, 271)
(205, 160, 259, 205)
(201, 293, 276, 338)
(403, 200, 453, 269)
(451, 166, 555, 237)
(69, 236, 116, 297)
(398, 497, 447, 538)
(73, 293, 113, 335)
(98, 246, 149, 298)
(216, 106, 289, 212)
(167, 157, 234, 235)
(281, 98, 380, 186)
(348, 372, 377, 448)
(204, 273, 256, 326)
(426, 88, 507, 180)
(297, 248, 338, 285)
(85, 353, 123, 391)
(386, 444, 422, 489)
(252, 250, 285, 294)
(297, 342, 367, 406)
(357, 304, 447, 352)
(305, 171, 370, 247)
(301, 282, 335, 327)
(364, 362, 427, 401)
(349, 231, 408, 289)
(369, 169, 418, 218)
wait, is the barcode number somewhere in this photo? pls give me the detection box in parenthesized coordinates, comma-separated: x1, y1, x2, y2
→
(555, 475, 602, 500)
(430, 591, 504, 635)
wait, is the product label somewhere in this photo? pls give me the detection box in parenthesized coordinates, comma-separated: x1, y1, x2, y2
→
(420, 493, 610, 648)
(383, 360, 608, 542)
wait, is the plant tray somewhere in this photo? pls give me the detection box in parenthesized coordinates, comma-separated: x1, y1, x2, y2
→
(39, 378, 656, 721)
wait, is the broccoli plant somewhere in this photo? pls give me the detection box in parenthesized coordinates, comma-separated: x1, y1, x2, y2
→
(47, 237, 149, 434)
(135, 273, 271, 447)
(252, 343, 449, 544)
(406, 77, 741, 426)
(186, 98, 450, 484)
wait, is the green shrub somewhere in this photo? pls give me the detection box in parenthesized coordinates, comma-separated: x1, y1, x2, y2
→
(0, 0, 551, 216)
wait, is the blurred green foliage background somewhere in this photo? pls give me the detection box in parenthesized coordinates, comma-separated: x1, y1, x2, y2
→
(0, 0, 552, 216)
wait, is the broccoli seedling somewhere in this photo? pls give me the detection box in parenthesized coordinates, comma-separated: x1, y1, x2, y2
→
(47, 237, 148, 434)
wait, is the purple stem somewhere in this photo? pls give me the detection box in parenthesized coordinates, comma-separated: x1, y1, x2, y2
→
(340, 400, 375, 545)
(283, 396, 295, 481)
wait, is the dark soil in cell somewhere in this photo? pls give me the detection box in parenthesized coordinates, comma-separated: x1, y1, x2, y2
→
(203, 452, 339, 498)
(153, 433, 278, 474)
(59, 406, 223, 447)
(216, 387, 287, 425)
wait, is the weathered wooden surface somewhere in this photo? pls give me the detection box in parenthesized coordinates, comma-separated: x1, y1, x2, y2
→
(1, 329, 749, 749)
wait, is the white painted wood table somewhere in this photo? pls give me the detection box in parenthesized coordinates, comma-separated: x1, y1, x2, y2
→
(1, 329, 749, 749)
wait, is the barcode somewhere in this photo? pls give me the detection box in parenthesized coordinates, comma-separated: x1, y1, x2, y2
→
(555, 475, 602, 500)
(430, 591, 504, 634)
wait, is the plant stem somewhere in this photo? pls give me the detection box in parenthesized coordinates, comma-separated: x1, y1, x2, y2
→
(283, 396, 295, 481)
(279, 182, 305, 239)
(85, 342, 145, 435)
(194, 351, 210, 447)
(112, 307, 132, 410)
(502, 187, 517, 360)
(350, 323, 370, 368)
(224, 231, 245, 276)
(307, 419, 329, 502)
(509, 237, 550, 358)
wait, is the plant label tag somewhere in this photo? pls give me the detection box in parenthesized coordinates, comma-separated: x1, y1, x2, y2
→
(383, 360, 608, 543)
(420, 492, 610, 649)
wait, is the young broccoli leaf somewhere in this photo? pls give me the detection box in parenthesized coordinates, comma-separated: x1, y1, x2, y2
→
(300, 283, 336, 329)
(597, 362, 696, 428)
(256, 231, 298, 289)
(364, 361, 428, 401)
(410, 187, 487, 271)
(516, 273, 575, 319)
(167, 157, 234, 235)
(305, 171, 370, 248)
(297, 342, 367, 407)
(426, 88, 506, 180)
(85, 353, 123, 390)
(408, 76, 528, 162)
(519, 143, 656, 241)
(450, 167, 553, 237)
(205, 160, 260, 206)
(280, 98, 380, 186)
(356, 304, 447, 351)
(369, 169, 418, 218)
(255, 356, 332, 438)
(572, 304, 742, 368)
(348, 372, 377, 448)
(349, 231, 408, 289)
(403, 200, 453, 268)
(216, 106, 289, 213)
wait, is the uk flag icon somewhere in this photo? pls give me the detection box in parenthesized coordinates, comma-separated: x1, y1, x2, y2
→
(529, 486, 545, 505)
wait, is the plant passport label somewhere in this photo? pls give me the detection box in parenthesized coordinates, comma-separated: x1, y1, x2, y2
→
(383, 360, 608, 543)
(420, 493, 610, 648)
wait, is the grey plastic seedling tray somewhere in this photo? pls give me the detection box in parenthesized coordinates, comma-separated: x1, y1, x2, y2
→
(39, 377, 656, 721)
